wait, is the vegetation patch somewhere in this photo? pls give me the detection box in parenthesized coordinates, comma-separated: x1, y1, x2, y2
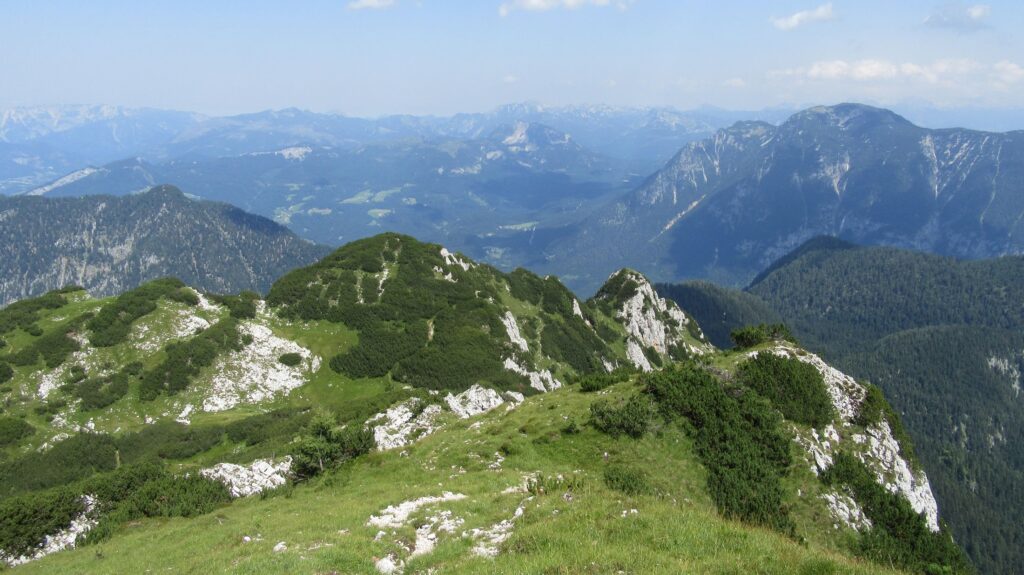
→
(736, 353, 834, 428)
(729, 323, 797, 349)
(138, 317, 244, 401)
(589, 394, 655, 439)
(644, 364, 793, 533)
(822, 452, 971, 574)
(87, 278, 198, 347)
(0, 417, 34, 447)
(603, 464, 652, 495)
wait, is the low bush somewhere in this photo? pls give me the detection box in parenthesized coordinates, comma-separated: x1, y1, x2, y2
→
(603, 464, 651, 495)
(730, 324, 797, 349)
(291, 411, 375, 478)
(0, 488, 84, 558)
(736, 353, 834, 427)
(0, 416, 34, 447)
(139, 318, 243, 400)
(822, 452, 971, 574)
(576, 368, 633, 393)
(278, 352, 302, 367)
(644, 364, 793, 533)
(589, 394, 655, 439)
(0, 361, 12, 385)
(87, 278, 194, 347)
(225, 407, 311, 446)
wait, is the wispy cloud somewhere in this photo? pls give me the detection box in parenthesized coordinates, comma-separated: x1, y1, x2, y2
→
(498, 0, 632, 17)
(347, 0, 395, 10)
(770, 3, 835, 31)
(502, 74, 520, 84)
(723, 77, 747, 88)
(924, 3, 991, 32)
(770, 58, 1023, 88)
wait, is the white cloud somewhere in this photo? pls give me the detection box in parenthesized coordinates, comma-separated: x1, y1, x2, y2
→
(993, 61, 1024, 85)
(347, 0, 395, 10)
(723, 77, 747, 88)
(502, 74, 520, 84)
(498, 0, 631, 17)
(924, 3, 991, 32)
(770, 58, 1024, 88)
(770, 3, 835, 31)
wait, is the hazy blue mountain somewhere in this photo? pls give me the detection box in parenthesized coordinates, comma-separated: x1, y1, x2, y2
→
(0, 185, 329, 305)
(543, 103, 1024, 293)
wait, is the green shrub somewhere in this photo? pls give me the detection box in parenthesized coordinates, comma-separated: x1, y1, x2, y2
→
(7, 316, 88, 369)
(116, 421, 225, 463)
(0, 361, 12, 385)
(291, 411, 374, 478)
(603, 464, 651, 495)
(589, 394, 655, 439)
(225, 407, 311, 446)
(278, 352, 302, 367)
(576, 367, 633, 392)
(0, 291, 69, 335)
(70, 372, 130, 410)
(0, 433, 118, 498)
(0, 416, 34, 447)
(0, 488, 84, 557)
(736, 353, 835, 427)
(822, 452, 972, 574)
(644, 364, 793, 533)
(730, 324, 797, 349)
(209, 291, 260, 319)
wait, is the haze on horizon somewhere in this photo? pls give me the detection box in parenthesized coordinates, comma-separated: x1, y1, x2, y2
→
(2, 0, 1023, 125)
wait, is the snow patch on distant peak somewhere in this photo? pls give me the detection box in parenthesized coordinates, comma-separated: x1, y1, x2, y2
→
(25, 167, 104, 196)
(275, 146, 312, 160)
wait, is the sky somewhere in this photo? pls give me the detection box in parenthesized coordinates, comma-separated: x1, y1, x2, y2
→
(1, 0, 1023, 117)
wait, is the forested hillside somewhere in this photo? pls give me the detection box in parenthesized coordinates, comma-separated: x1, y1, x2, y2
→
(658, 238, 1024, 574)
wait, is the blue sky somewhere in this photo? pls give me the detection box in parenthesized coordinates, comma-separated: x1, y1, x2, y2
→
(1, 1, 1022, 116)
